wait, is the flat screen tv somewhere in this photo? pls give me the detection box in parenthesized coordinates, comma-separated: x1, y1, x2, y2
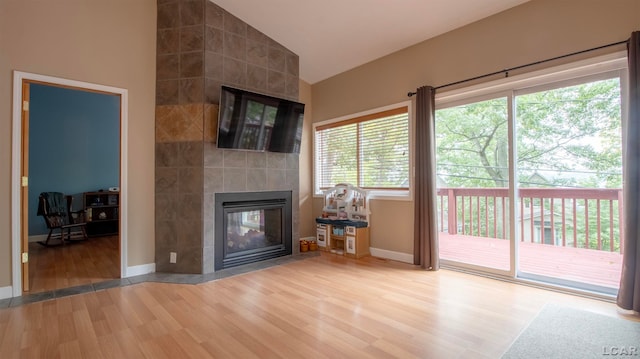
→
(216, 86, 305, 153)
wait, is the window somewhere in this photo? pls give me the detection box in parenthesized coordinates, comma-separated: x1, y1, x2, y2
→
(314, 103, 411, 196)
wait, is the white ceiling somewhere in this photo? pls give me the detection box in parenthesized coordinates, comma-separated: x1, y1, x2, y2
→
(212, 0, 531, 84)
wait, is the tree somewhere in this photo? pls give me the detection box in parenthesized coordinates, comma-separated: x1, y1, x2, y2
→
(436, 98, 508, 187)
(436, 78, 622, 189)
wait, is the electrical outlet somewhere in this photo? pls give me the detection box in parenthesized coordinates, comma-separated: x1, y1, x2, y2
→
(170, 252, 177, 263)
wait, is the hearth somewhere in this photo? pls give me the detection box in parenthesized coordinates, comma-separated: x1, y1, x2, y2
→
(215, 191, 292, 270)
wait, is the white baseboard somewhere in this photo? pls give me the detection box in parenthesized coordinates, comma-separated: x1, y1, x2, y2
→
(125, 263, 155, 277)
(370, 247, 414, 264)
(0, 286, 13, 300)
(29, 234, 48, 243)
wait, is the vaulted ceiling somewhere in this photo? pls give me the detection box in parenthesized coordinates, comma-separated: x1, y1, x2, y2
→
(212, 0, 531, 84)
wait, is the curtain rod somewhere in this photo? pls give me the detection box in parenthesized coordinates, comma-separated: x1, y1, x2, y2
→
(407, 39, 628, 97)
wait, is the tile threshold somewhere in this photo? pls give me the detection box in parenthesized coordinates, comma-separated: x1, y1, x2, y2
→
(1, 251, 320, 309)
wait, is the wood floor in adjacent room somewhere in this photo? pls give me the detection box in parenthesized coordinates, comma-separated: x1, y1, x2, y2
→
(1, 252, 634, 358)
(27, 235, 120, 294)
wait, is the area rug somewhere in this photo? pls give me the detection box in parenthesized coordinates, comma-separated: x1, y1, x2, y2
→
(502, 304, 640, 358)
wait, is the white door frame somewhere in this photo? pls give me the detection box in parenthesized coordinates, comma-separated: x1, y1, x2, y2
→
(11, 71, 128, 297)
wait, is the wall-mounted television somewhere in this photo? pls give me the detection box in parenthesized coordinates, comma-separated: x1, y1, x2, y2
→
(216, 86, 305, 154)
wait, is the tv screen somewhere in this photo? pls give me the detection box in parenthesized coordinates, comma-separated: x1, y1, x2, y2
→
(217, 86, 305, 153)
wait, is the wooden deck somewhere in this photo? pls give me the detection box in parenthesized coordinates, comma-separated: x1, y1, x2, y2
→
(439, 233, 622, 289)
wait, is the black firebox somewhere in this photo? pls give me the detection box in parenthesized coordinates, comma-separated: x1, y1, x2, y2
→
(214, 191, 292, 270)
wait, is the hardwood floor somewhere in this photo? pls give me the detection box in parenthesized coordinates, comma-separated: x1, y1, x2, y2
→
(27, 236, 120, 294)
(1, 252, 635, 358)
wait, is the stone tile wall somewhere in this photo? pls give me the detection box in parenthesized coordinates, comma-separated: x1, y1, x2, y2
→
(155, 0, 300, 273)
(202, 148, 300, 273)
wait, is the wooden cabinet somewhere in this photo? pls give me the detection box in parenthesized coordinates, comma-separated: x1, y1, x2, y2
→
(345, 225, 369, 258)
(84, 191, 119, 237)
(330, 224, 370, 258)
(317, 222, 370, 259)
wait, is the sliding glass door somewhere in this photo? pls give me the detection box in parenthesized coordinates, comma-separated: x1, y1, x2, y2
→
(514, 75, 623, 294)
(435, 95, 512, 273)
(434, 60, 625, 294)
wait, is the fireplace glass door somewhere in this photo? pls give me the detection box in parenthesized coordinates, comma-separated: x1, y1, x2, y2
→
(226, 208, 283, 255)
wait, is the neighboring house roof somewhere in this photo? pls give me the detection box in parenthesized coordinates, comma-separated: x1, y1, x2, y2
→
(519, 207, 574, 224)
(526, 171, 550, 186)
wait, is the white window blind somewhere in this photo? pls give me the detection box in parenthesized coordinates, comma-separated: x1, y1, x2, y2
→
(315, 106, 409, 190)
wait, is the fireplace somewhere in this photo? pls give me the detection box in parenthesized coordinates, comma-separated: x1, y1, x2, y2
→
(215, 191, 292, 270)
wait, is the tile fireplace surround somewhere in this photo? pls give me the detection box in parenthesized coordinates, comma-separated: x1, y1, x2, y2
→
(155, 0, 301, 274)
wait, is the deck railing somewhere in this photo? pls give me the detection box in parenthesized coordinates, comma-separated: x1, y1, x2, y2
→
(436, 187, 624, 253)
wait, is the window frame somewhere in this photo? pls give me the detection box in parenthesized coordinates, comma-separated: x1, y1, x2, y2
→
(313, 100, 413, 200)
(433, 51, 628, 289)
(436, 52, 627, 108)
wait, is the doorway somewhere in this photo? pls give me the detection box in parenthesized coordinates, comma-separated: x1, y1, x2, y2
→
(11, 71, 129, 297)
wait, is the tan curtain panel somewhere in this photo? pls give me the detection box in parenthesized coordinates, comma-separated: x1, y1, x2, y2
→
(617, 31, 640, 312)
(414, 86, 439, 270)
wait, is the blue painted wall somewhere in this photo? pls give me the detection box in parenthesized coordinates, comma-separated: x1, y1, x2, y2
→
(29, 84, 120, 236)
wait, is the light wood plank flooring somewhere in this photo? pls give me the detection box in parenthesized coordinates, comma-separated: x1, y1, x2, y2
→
(27, 236, 120, 294)
(1, 252, 636, 358)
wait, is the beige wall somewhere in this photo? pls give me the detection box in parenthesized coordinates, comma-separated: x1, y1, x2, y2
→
(298, 79, 314, 239)
(0, 0, 157, 288)
(310, 0, 640, 257)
